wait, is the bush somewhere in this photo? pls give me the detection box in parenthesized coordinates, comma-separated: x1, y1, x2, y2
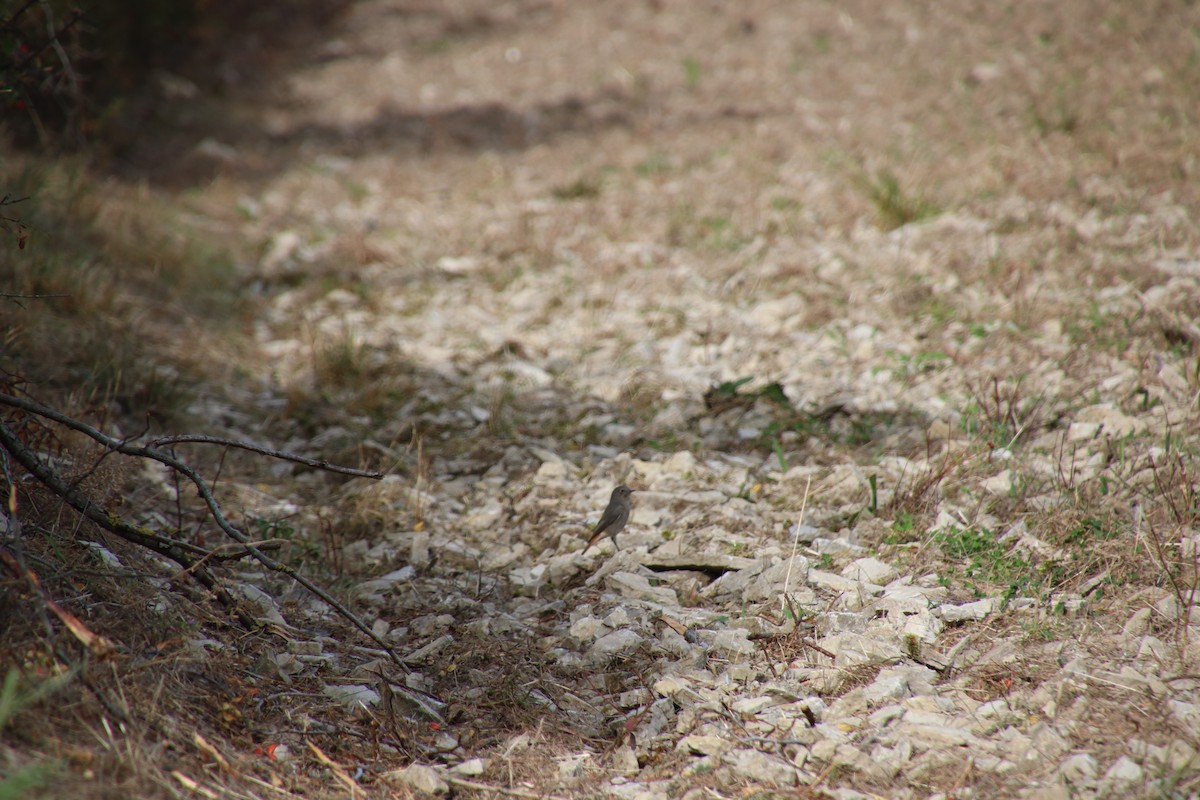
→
(0, 1, 210, 148)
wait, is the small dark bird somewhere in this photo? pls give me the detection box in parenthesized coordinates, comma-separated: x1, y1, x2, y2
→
(583, 485, 634, 554)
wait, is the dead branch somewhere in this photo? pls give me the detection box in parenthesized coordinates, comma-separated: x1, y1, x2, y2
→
(0, 391, 445, 721)
(148, 434, 383, 479)
(0, 418, 260, 630)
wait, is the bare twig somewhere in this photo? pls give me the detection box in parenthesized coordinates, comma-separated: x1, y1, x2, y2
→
(0, 417, 259, 630)
(0, 392, 444, 720)
(0, 194, 31, 250)
(149, 434, 383, 479)
(780, 476, 811, 616)
(9, 6, 85, 73)
(1140, 453, 1200, 647)
(1, 0, 41, 28)
(0, 193, 30, 211)
(799, 636, 835, 660)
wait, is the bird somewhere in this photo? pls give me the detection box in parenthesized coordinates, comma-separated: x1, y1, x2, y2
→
(582, 485, 634, 554)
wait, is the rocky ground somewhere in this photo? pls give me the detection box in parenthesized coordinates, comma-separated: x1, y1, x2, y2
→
(6, 1, 1200, 798)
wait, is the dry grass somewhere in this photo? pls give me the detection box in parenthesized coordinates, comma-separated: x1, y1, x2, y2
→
(4, 0, 1200, 797)
(1, 157, 247, 427)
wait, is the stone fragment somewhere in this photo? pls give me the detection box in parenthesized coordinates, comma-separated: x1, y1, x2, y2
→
(606, 571, 680, 605)
(807, 569, 884, 596)
(393, 764, 448, 795)
(287, 639, 323, 655)
(234, 583, 289, 626)
(1020, 782, 1070, 800)
(1058, 752, 1098, 782)
(1021, 723, 1071, 763)
(547, 553, 583, 584)
(613, 688, 646, 709)
(789, 523, 824, 543)
(841, 557, 898, 584)
(1074, 404, 1145, 438)
(976, 699, 1014, 720)
(653, 676, 691, 698)
(322, 684, 381, 710)
(724, 748, 798, 787)
(940, 598, 995, 622)
(822, 611, 868, 634)
(703, 559, 767, 599)
(819, 632, 903, 666)
(432, 732, 459, 752)
(464, 499, 504, 531)
(982, 470, 1014, 495)
(678, 735, 731, 756)
(612, 744, 640, 775)
(868, 742, 910, 778)
(656, 628, 696, 659)
(868, 704, 905, 727)
(731, 696, 775, 715)
(272, 652, 304, 678)
(482, 543, 529, 571)
(604, 606, 634, 627)
(834, 742, 888, 777)
(708, 628, 757, 656)
(509, 564, 548, 596)
(588, 629, 644, 661)
(409, 614, 454, 637)
(1168, 699, 1200, 728)
(568, 616, 606, 643)
(977, 639, 1021, 665)
(809, 738, 839, 764)
(449, 758, 487, 776)
(534, 459, 568, 481)
(1122, 607, 1152, 638)
(636, 698, 677, 740)
(899, 719, 978, 748)
(743, 555, 811, 602)
(863, 672, 910, 704)
(809, 538, 866, 557)
(1067, 422, 1101, 441)
(556, 752, 589, 781)
(1102, 755, 1143, 784)
(408, 531, 431, 569)
(663, 450, 698, 473)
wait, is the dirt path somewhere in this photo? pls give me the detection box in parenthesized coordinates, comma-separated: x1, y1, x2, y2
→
(16, 2, 1200, 798)
(183, 2, 1200, 797)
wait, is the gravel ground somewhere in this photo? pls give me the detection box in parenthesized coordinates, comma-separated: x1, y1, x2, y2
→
(10, 1, 1200, 798)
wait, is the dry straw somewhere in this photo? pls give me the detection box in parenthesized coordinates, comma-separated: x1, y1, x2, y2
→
(780, 476, 812, 618)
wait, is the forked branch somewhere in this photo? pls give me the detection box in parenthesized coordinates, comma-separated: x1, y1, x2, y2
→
(0, 391, 444, 721)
